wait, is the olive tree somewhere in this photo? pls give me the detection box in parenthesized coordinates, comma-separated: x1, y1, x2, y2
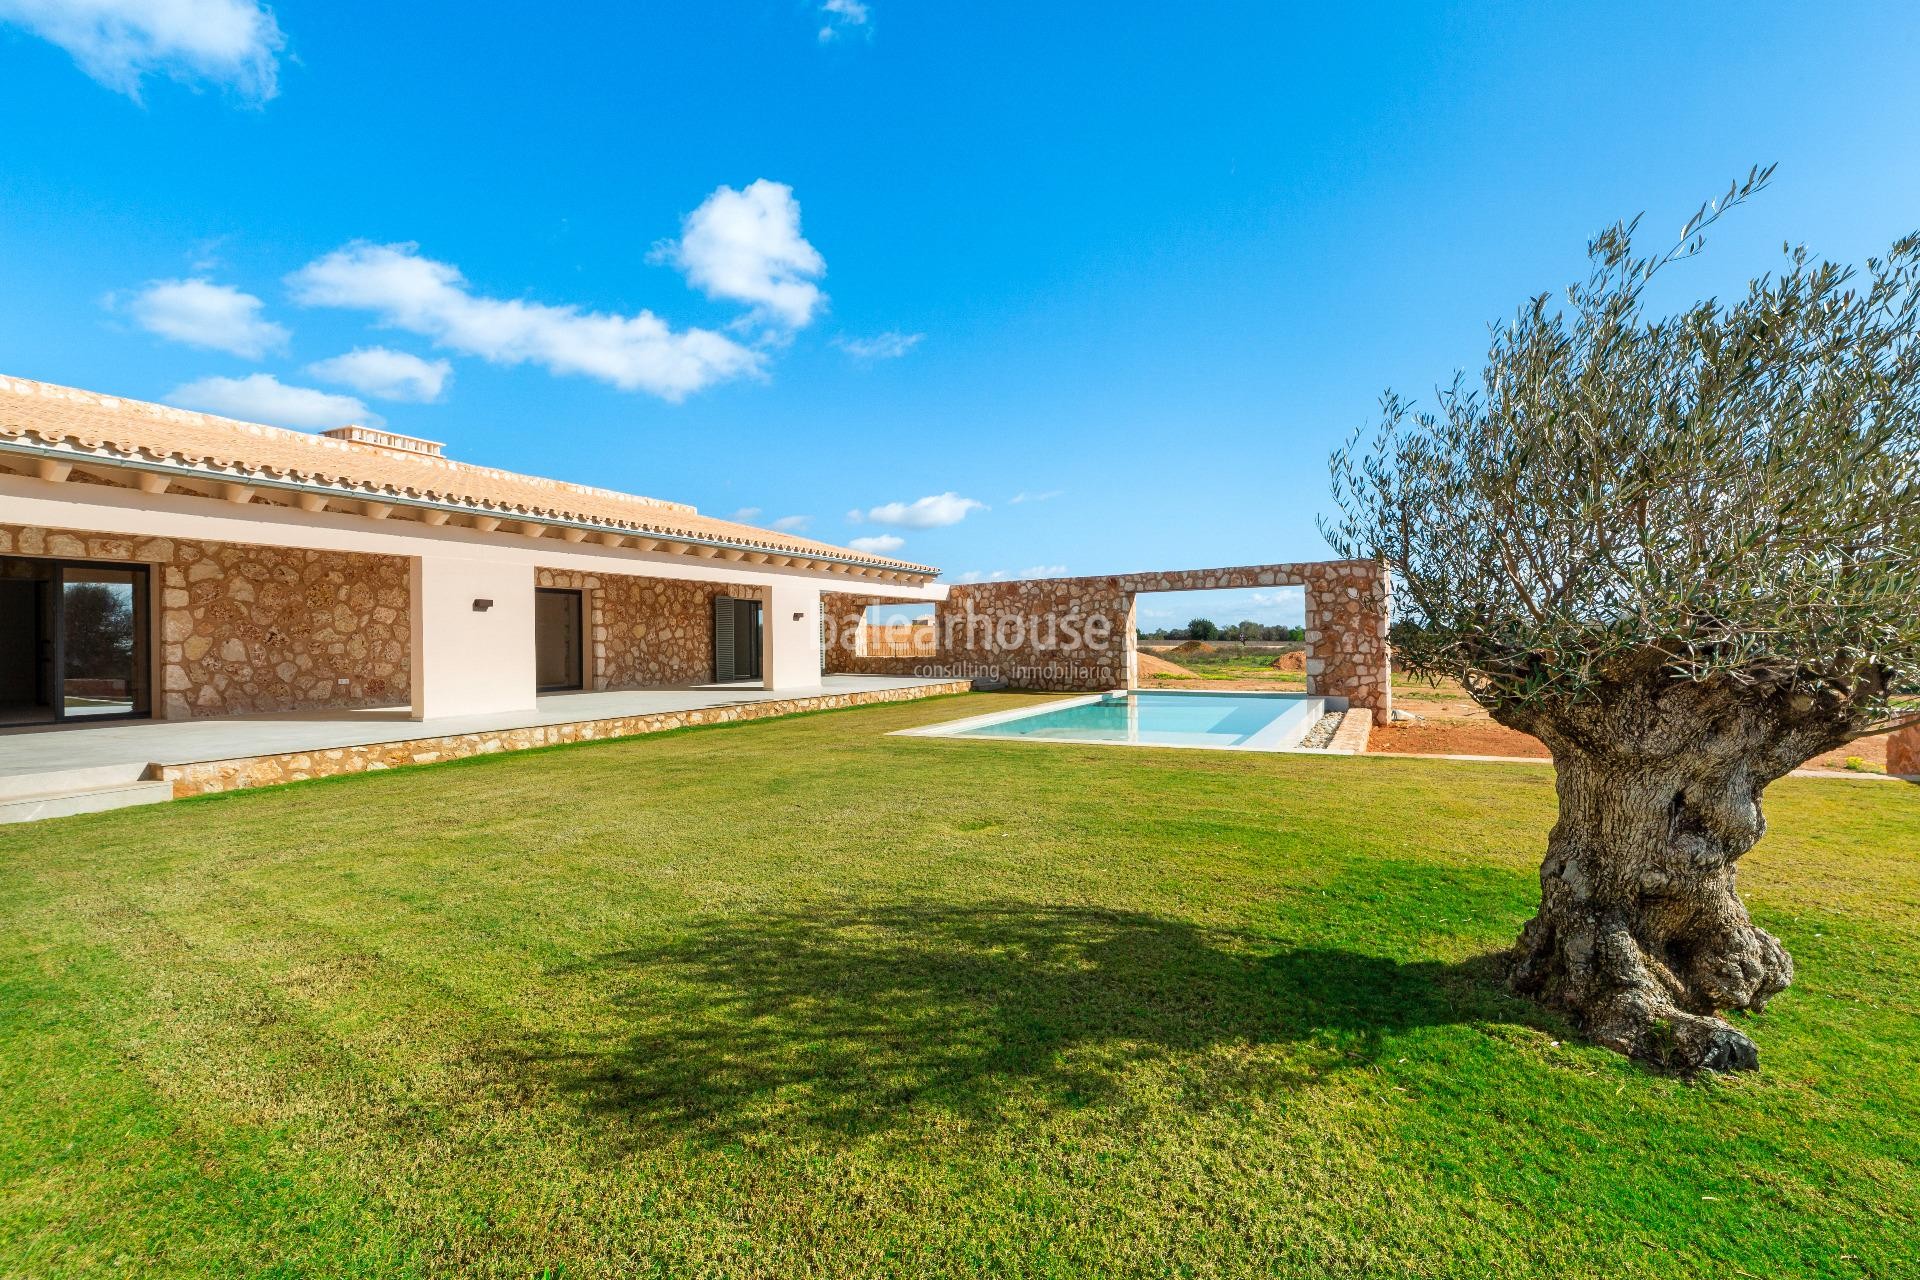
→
(1324, 169, 1920, 1073)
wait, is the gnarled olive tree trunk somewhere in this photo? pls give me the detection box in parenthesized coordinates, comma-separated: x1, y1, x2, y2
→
(1498, 681, 1856, 1072)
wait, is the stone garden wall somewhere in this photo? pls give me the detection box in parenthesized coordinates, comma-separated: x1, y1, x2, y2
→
(1890, 723, 1919, 778)
(862, 621, 936, 658)
(825, 560, 1394, 723)
(159, 677, 972, 796)
(0, 521, 409, 718)
(536, 567, 762, 688)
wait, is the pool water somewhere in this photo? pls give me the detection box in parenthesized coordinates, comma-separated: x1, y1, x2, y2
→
(948, 691, 1321, 751)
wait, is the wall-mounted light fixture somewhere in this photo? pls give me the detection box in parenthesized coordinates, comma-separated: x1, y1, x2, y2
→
(792, 611, 805, 621)
(473, 599, 494, 612)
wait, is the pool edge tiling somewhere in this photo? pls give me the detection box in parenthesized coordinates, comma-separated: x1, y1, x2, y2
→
(896, 689, 1343, 753)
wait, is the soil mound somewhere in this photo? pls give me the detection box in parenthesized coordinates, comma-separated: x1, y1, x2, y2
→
(1270, 650, 1307, 672)
(1136, 652, 1196, 679)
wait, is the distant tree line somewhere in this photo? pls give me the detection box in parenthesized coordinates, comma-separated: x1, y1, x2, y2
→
(62, 583, 134, 675)
(1138, 619, 1305, 643)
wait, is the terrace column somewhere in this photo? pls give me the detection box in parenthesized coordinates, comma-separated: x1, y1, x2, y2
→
(763, 579, 825, 691)
(409, 555, 537, 720)
(1302, 560, 1394, 725)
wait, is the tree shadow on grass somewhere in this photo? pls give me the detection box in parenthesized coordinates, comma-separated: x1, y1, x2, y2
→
(513, 902, 1555, 1148)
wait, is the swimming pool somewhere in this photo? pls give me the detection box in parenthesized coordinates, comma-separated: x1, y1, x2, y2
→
(899, 690, 1333, 752)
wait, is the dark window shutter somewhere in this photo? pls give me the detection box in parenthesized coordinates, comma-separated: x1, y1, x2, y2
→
(713, 594, 735, 681)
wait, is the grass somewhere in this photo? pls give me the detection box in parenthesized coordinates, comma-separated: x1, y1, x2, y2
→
(1143, 649, 1466, 702)
(1, 692, 1916, 1278)
(1148, 650, 1300, 682)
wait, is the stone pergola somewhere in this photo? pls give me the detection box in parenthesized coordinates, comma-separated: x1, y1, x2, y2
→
(826, 559, 1394, 724)
(1890, 722, 1918, 778)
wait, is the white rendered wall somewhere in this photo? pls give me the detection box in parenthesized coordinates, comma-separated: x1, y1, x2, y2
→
(763, 579, 824, 691)
(410, 556, 536, 720)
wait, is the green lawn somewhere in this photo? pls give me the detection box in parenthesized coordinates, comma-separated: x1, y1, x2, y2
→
(2, 693, 1916, 1278)
(1143, 647, 1305, 682)
(1142, 648, 1458, 699)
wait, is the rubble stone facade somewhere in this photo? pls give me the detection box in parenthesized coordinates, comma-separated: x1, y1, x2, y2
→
(1, 521, 410, 717)
(536, 568, 761, 689)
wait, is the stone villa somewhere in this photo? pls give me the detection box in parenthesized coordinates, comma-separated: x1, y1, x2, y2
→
(0, 373, 1395, 816)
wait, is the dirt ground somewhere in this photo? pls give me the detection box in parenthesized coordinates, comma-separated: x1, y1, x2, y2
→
(1136, 661, 1895, 773)
(1369, 687, 1892, 773)
(1365, 687, 1547, 758)
(1135, 652, 1197, 680)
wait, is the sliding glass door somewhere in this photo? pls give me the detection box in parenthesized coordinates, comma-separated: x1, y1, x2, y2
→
(59, 565, 150, 718)
(0, 557, 150, 726)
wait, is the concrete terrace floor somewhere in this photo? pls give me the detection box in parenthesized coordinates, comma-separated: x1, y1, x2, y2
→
(0, 675, 952, 780)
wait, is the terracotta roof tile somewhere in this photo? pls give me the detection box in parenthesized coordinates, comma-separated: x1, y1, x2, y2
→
(0, 375, 937, 576)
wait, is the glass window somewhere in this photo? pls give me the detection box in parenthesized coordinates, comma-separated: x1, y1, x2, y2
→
(60, 566, 148, 718)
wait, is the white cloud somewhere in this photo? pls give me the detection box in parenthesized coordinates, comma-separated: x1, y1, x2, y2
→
(835, 331, 922, 360)
(849, 534, 904, 553)
(306, 347, 451, 402)
(287, 241, 761, 401)
(168, 374, 379, 430)
(119, 277, 286, 358)
(1008, 489, 1062, 504)
(854, 492, 984, 528)
(817, 0, 870, 41)
(0, 0, 283, 102)
(187, 235, 228, 273)
(729, 506, 763, 522)
(955, 564, 1067, 584)
(657, 180, 825, 330)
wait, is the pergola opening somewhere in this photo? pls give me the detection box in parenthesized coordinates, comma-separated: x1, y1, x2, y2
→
(1133, 584, 1308, 688)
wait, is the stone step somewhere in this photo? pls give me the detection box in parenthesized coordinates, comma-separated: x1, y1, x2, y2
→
(0, 779, 176, 825)
(0, 761, 153, 802)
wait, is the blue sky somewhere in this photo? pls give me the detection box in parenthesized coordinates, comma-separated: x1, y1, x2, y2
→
(3, 2, 1919, 628)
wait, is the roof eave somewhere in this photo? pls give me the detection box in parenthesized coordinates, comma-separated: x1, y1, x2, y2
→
(0, 435, 941, 581)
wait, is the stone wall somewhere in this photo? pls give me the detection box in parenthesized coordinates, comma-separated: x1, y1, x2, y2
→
(1890, 723, 1919, 778)
(0, 522, 410, 718)
(536, 567, 762, 688)
(863, 622, 936, 659)
(826, 560, 1394, 723)
(823, 582, 1132, 688)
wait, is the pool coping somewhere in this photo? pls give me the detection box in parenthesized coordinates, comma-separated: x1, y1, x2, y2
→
(892, 688, 1348, 754)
